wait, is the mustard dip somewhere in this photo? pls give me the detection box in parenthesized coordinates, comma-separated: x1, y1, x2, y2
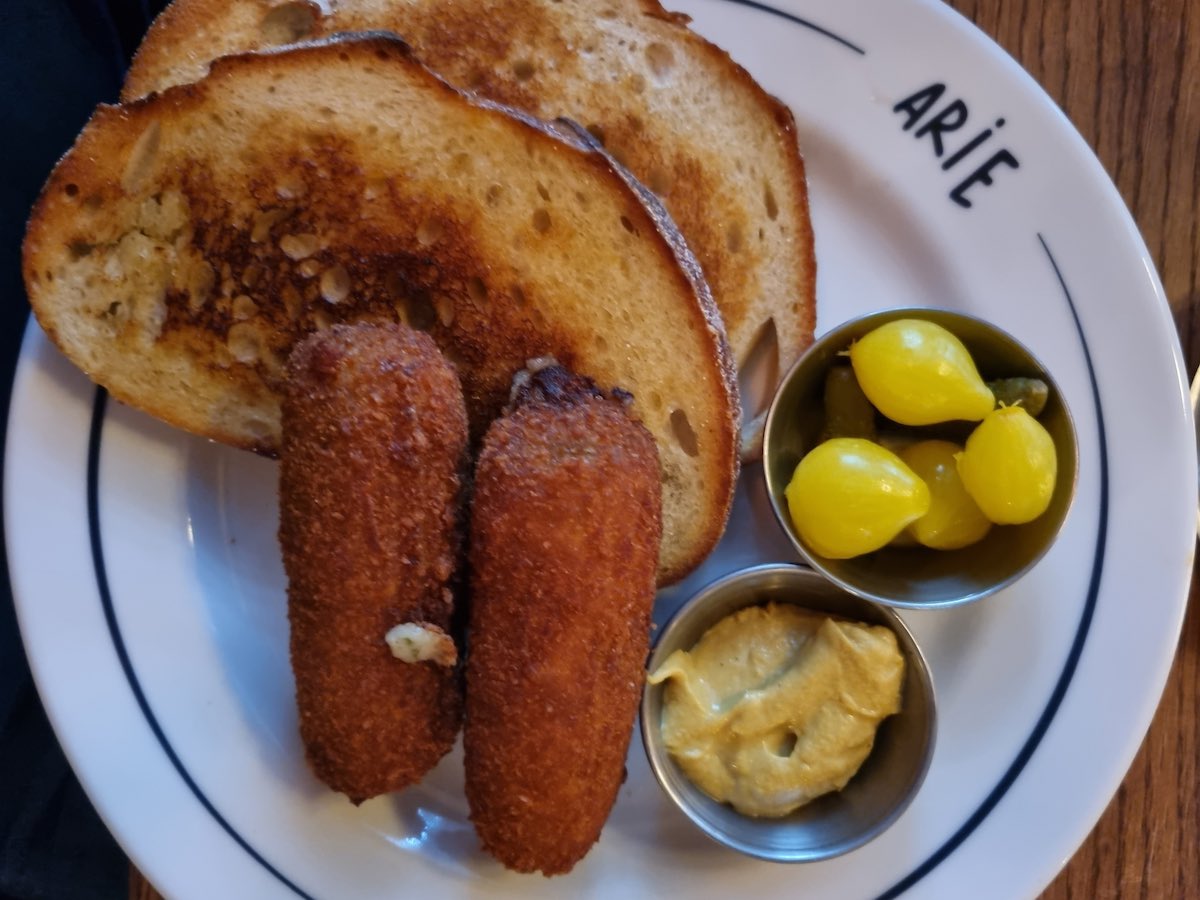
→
(648, 603, 904, 818)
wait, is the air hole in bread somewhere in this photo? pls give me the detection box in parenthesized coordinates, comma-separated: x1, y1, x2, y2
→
(338, 52, 350, 62)
(585, 123, 606, 146)
(575, 190, 588, 206)
(764, 182, 779, 220)
(401, 290, 437, 331)
(252, 207, 292, 243)
(434, 294, 455, 326)
(244, 416, 274, 441)
(227, 322, 263, 364)
(532, 208, 551, 233)
(536, 182, 551, 202)
(645, 43, 674, 79)
(259, 2, 317, 45)
(486, 183, 504, 205)
(774, 730, 799, 757)
(318, 106, 335, 118)
(122, 122, 161, 193)
(512, 59, 536, 81)
(739, 317, 780, 417)
(619, 215, 636, 234)
(232, 295, 257, 320)
(467, 277, 488, 304)
(276, 174, 306, 200)
(726, 222, 744, 253)
(511, 285, 528, 307)
(468, 70, 488, 90)
(64, 183, 79, 198)
(649, 391, 664, 411)
(629, 73, 647, 93)
(312, 306, 334, 331)
(595, 334, 609, 352)
(280, 233, 320, 260)
(187, 260, 217, 309)
(68, 240, 94, 260)
(670, 409, 700, 457)
(320, 265, 350, 304)
(417, 218, 445, 246)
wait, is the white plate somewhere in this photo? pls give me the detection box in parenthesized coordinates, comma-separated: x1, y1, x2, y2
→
(6, 0, 1196, 897)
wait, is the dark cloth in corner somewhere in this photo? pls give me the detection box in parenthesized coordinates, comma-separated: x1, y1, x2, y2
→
(0, 2, 167, 897)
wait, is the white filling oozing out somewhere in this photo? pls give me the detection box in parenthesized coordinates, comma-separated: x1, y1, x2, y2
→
(384, 622, 457, 666)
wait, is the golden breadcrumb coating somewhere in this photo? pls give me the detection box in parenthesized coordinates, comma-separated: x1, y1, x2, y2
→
(279, 322, 467, 803)
(465, 367, 662, 874)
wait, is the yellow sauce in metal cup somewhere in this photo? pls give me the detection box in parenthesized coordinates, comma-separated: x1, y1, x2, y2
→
(648, 603, 904, 818)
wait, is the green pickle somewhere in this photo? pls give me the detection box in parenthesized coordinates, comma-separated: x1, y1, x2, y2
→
(987, 377, 1049, 417)
(820, 365, 877, 441)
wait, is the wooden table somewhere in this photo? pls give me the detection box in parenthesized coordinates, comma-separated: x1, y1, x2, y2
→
(129, 0, 1198, 896)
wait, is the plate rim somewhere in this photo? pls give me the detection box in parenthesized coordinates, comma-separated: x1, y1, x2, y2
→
(5, 0, 1195, 897)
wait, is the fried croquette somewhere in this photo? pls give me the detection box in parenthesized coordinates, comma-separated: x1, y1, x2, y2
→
(465, 366, 662, 874)
(279, 322, 467, 804)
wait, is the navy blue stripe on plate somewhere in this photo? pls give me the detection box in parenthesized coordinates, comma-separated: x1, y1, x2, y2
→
(87, 390, 315, 900)
(715, 0, 866, 54)
(872, 236, 1110, 897)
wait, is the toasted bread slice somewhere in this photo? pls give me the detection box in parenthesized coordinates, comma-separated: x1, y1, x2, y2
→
(22, 34, 737, 584)
(123, 0, 817, 395)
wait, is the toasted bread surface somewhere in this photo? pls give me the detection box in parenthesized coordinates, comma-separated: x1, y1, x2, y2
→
(23, 35, 736, 583)
(124, 0, 817, 393)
